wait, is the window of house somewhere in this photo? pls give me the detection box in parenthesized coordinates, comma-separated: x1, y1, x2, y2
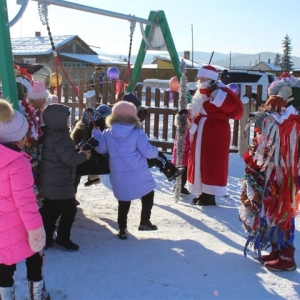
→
(23, 58, 36, 64)
(61, 62, 81, 67)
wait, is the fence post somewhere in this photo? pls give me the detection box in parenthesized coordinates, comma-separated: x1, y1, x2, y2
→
(238, 85, 252, 157)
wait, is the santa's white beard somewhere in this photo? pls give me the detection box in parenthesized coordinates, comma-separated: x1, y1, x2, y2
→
(190, 88, 208, 118)
(197, 79, 211, 89)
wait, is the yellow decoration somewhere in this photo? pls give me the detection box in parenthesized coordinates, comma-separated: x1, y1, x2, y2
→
(50, 73, 62, 87)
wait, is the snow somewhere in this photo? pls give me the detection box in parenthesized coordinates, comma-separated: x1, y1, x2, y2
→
(13, 153, 300, 299)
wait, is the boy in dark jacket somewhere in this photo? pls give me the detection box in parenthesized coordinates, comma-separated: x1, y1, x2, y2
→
(39, 104, 91, 251)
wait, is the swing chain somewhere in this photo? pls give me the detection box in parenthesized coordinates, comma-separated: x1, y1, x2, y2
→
(38, 2, 48, 26)
(127, 19, 136, 63)
(38, 2, 56, 53)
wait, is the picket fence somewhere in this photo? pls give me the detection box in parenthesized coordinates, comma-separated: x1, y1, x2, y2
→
(60, 80, 258, 156)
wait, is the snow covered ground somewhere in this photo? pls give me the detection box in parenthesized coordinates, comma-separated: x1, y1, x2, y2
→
(13, 153, 300, 300)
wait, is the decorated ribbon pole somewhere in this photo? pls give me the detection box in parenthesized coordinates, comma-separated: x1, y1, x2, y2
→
(174, 61, 188, 202)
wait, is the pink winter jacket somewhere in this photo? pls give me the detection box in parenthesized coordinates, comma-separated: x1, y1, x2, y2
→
(0, 144, 43, 266)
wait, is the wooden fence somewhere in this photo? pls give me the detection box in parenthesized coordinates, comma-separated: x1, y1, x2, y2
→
(60, 80, 261, 155)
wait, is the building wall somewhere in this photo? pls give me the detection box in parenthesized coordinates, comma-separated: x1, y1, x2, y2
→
(155, 58, 173, 69)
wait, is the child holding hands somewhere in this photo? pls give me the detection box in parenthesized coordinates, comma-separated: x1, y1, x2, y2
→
(92, 101, 159, 239)
(0, 99, 50, 299)
(39, 104, 91, 251)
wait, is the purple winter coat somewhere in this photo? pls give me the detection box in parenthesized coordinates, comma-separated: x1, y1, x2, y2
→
(0, 144, 43, 265)
(93, 114, 158, 201)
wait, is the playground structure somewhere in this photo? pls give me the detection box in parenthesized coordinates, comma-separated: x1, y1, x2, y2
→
(0, 0, 184, 110)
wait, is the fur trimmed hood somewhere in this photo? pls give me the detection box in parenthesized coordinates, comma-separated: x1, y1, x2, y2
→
(106, 114, 142, 129)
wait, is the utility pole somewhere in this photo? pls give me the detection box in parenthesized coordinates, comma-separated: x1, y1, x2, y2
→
(0, 0, 18, 109)
(191, 24, 194, 68)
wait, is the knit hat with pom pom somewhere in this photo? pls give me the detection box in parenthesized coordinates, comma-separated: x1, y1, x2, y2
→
(0, 99, 28, 143)
(112, 101, 137, 117)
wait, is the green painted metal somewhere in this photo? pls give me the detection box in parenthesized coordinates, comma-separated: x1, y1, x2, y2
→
(128, 10, 191, 102)
(127, 11, 155, 93)
(0, 0, 18, 109)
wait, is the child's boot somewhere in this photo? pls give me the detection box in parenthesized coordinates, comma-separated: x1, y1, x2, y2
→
(264, 245, 297, 272)
(118, 228, 128, 240)
(160, 161, 185, 181)
(260, 243, 278, 263)
(0, 285, 15, 300)
(28, 279, 51, 300)
(138, 220, 158, 231)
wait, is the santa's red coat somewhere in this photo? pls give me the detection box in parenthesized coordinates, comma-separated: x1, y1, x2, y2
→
(187, 87, 243, 196)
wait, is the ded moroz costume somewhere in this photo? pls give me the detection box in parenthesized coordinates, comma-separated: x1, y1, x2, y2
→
(187, 65, 243, 205)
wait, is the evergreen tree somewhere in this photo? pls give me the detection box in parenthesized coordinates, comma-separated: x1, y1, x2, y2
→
(280, 34, 293, 71)
(273, 53, 281, 67)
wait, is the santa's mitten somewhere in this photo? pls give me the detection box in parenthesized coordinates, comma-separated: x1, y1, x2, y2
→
(199, 88, 212, 97)
(200, 83, 218, 98)
(28, 227, 45, 252)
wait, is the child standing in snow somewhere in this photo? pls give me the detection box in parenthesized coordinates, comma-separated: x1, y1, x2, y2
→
(0, 99, 50, 299)
(92, 101, 159, 239)
(39, 104, 91, 251)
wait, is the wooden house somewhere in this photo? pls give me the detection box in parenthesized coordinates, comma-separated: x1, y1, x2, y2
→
(251, 60, 281, 71)
(11, 33, 126, 68)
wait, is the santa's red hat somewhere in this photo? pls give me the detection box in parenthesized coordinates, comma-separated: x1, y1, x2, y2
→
(197, 65, 219, 80)
(279, 72, 291, 79)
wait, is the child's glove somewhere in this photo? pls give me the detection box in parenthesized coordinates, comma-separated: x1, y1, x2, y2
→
(137, 107, 147, 122)
(82, 137, 99, 150)
(92, 128, 102, 139)
(28, 227, 45, 252)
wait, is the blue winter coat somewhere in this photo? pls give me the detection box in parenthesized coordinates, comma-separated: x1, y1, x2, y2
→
(93, 115, 158, 201)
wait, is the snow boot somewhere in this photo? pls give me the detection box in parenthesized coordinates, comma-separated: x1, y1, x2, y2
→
(180, 187, 190, 195)
(0, 286, 15, 300)
(138, 221, 158, 231)
(118, 229, 128, 240)
(191, 195, 201, 205)
(54, 238, 79, 252)
(84, 176, 101, 187)
(197, 193, 216, 206)
(260, 243, 278, 263)
(160, 161, 185, 181)
(28, 279, 51, 300)
(264, 245, 297, 272)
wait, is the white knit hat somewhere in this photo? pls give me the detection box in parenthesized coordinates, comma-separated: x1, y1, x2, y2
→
(0, 99, 28, 143)
(197, 65, 219, 80)
(28, 81, 49, 100)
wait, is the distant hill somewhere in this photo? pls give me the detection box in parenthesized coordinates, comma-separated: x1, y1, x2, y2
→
(100, 51, 300, 69)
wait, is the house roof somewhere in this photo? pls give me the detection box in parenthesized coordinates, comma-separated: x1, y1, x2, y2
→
(59, 53, 127, 65)
(11, 35, 78, 55)
(153, 55, 225, 71)
(252, 61, 281, 71)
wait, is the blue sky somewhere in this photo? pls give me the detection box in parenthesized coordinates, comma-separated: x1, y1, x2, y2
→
(7, 0, 300, 57)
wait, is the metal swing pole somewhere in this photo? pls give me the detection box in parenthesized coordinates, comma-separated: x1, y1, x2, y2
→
(30, 0, 158, 26)
(0, 0, 19, 109)
(2, 0, 159, 109)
